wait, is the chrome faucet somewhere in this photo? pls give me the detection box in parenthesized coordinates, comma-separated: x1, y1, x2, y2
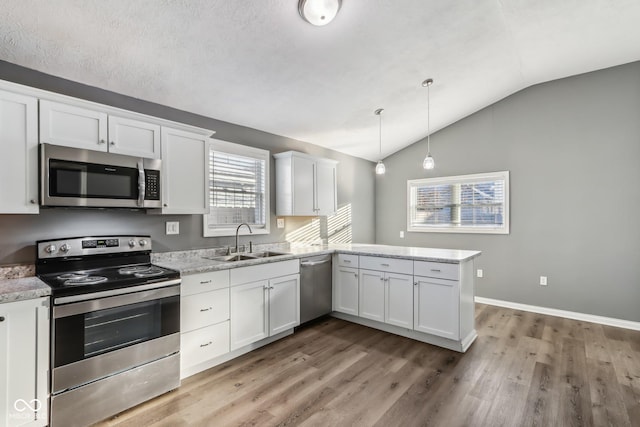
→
(235, 223, 253, 253)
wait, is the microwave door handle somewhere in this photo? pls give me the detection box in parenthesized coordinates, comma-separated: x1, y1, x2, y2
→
(137, 160, 145, 207)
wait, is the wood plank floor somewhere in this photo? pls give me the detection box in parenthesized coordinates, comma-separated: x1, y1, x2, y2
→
(94, 304, 640, 427)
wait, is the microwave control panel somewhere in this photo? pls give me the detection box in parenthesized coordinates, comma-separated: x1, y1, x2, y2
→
(145, 170, 160, 200)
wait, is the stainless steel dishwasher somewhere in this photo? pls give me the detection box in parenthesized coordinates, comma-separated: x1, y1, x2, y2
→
(299, 254, 333, 324)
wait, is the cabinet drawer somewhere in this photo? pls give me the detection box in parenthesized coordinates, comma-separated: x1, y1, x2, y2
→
(230, 259, 299, 286)
(182, 270, 229, 296)
(359, 256, 413, 275)
(414, 261, 459, 281)
(181, 321, 230, 370)
(336, 253, 358, 268)
(181, 288, 229, 332)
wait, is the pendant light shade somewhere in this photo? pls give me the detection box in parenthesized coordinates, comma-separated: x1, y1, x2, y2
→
(298, 0, 342, 26)
(422, 78, 435, 170)
(375, 108, 385, 175)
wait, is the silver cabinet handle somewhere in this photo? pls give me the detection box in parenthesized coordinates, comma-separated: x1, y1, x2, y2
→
(137, 160, 145, 207)
(199, 280, 212, 285)
(99, 139, 105, 144)
(414, 282, 418, 286)
(344, 259, 351, 263)
(200, 341, 212, 348)
(379, 277, 384, 281)
(110, 141, 115, 146)
(30, 199, 36, 204)
(200, 307, 212, 312)
(431, 269, 441, 272)
(354, 273, 358, 278)
(381, 263, 390, 267)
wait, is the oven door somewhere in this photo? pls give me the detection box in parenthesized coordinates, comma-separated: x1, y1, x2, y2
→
(40, 143, 162, 208)
(51, 284, 180, 394)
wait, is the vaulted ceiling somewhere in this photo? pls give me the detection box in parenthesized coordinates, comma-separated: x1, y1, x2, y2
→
(1, 1, 639, 161)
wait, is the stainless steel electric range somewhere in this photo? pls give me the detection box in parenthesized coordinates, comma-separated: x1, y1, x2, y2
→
(36, 235, 181, 427)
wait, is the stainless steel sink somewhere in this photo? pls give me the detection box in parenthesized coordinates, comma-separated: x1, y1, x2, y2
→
(202, 251, 289, 263)
(202, 254, 258, 262)
(249, 251, 289, 258)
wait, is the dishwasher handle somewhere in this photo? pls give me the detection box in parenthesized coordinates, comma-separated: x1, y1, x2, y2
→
(300, 258, 331, 267)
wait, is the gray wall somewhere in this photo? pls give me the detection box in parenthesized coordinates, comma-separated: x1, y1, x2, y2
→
(376, 61, 640, 322)
(0, 60, 375, 265)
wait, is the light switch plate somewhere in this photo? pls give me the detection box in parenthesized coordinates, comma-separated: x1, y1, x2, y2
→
(477, 269, 483, 278)
(277, 218, 285, 228)
(539, 276, 547, 286)
(166, 221, 179, 235)
(399, 231, 405, 238)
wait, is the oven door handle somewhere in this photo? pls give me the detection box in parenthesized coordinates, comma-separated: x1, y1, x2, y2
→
(54, 279, 181, 318)
(137, 159, 146, 207)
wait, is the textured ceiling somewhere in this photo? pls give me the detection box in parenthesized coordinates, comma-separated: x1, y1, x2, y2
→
(1, 0, 640, 161)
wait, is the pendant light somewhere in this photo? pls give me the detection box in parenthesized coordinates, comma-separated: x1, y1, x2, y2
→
(374, 108, 386, 175)
(298, 0, 342, 26)
(422, 78, 435, 170)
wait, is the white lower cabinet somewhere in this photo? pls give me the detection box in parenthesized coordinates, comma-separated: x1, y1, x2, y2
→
(332, 254, 475, 352)
(358, 269, 385, 322)
(180, 270, 230, 378)
(385, 272, 414, 329)
(359, 269, 413, 327)
(414, 276, 460, 340)
(333, 265, 359, 315)
(0, 297, 49, 427)
(230, 260, 300, 351)
(230, 280, 269, 350)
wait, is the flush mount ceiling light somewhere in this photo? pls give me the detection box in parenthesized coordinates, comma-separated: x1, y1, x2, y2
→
(422, 78, 435, 170)
(298, 0, 342, 26)
(374, 108, 386, 175)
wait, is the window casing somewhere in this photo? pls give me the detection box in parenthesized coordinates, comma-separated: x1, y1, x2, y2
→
(407, 171, 509, 234)
(203, 139, 270, 237)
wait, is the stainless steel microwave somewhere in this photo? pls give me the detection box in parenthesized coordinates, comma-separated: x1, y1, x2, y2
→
(40, 143, 162, 208)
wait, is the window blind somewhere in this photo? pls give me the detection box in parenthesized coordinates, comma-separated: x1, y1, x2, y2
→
(408, 171, 509, 234)
(207, 150, 266, 229)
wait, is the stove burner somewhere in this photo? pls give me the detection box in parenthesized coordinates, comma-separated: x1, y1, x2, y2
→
(119, 266, 165, 278)
(57, 273, 89, 281)
(133, 268, 165, 278)
(64, 276, 108, 286)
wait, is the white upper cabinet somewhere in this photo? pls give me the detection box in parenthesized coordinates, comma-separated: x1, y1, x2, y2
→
(108, 115, 160, 158)
(274, 151, 338, 216)
(157, 127, 209, 214)
(0, 90, 39, 214)
(40, 100, 160, 158)
(39, 100, 108, 151)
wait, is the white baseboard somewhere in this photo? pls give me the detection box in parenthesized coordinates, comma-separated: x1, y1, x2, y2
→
(475, 296, 640, 331)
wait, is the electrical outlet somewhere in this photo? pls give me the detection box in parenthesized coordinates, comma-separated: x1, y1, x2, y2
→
(399, 231, 405, 238)
(166, 221, 179, 235)
(477, 269, 483, 278)
(277, 218, 285, 228)
(539, 276, 548, 286)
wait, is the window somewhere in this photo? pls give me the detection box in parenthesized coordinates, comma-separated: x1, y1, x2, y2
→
(203, 139, 270, 237)
(407, 171, 509, 234)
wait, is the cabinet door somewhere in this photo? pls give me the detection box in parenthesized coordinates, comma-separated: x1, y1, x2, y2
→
(269, 274, 300, 335)
(315, 161, 337, 216)
(0, 91, 39, 214)
(0, 298, 49, 427)
(333, 266, 359, 315)
(414, 276, 460, 340)
(159, 127, 209, 214)
(230, 281, 268, 350)
(39, 100, 108, 151)
(292, 155, 316, 215)
(108, 115, 160, 158)
(359, 269, 385, 322)
(385, 272, 413, 328)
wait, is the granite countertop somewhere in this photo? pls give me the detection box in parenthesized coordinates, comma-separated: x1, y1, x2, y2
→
(155, 243, 481, 276)
(0, 277, 51, 304)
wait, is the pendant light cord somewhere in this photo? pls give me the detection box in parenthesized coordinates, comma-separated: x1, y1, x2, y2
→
(427, 81, 431, 155)
(379, 112, 382, 158)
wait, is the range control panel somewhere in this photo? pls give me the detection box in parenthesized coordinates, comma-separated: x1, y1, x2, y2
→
(37, 235, 152, 259)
